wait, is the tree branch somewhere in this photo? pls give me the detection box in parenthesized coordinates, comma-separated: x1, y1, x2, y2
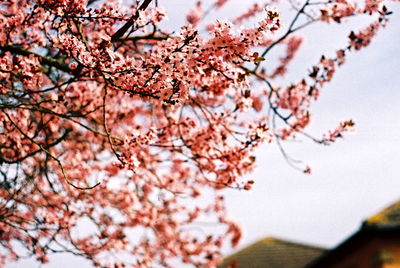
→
(2, 111, 100, 190)
(0, 44, 74, 74)
(111, 0, 153, 42)
(0, 129, 71, 164)
(119, 34, 170, 42)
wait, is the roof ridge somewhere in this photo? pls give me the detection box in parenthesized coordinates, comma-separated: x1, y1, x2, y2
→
(260, 236, 327, 250)
(365, 199, 400, 226)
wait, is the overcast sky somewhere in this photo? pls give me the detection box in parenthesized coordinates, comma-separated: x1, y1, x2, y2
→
(165, 0, 400, 254)
(9, 0, 400, 267)
(217, 0, 400, 251)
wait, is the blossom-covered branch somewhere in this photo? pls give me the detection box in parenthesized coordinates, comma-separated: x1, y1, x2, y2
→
(0, 0, 396, 267)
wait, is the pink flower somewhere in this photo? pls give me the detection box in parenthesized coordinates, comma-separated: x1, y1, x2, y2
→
(186, 1, 203, 26)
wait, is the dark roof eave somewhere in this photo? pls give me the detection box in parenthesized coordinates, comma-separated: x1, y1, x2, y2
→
(304, 225, 400, 268)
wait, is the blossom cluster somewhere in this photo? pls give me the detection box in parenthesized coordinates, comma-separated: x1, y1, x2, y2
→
(0, 0, 396, 267)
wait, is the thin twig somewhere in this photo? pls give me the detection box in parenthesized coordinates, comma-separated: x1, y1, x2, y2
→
(3, 111, 100, 190)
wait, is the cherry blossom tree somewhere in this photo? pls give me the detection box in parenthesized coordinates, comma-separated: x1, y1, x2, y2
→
(0, 0, 396, 267)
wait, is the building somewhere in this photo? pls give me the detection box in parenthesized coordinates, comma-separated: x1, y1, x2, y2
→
(221, 200, 400, 268)
(220, 237, 325, 268)
(306, 200, 400, 268)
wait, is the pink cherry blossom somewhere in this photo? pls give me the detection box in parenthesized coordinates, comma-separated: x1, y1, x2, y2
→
(0, 0, 397, 267)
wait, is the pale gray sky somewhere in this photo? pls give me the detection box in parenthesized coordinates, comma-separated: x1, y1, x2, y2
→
(221, 0, 400, 251)
(165, 0, 400, 255)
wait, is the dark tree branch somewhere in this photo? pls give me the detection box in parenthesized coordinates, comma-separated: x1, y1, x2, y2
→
(120, 34, 170, 42)
(0, 129, 71, 164)
(111, 0, 154, 42)
(0, 45, 74, 74)
(87, 0, 100, 6)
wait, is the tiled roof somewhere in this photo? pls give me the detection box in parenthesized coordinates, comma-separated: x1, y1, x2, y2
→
(220, 237, 326, 268)
(364, 200, 400, 228)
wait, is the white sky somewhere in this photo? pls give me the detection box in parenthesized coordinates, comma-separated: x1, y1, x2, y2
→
(219, 0, 400, 252)
(9, 0, 400, 267)
(165, 0, 400, 255)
